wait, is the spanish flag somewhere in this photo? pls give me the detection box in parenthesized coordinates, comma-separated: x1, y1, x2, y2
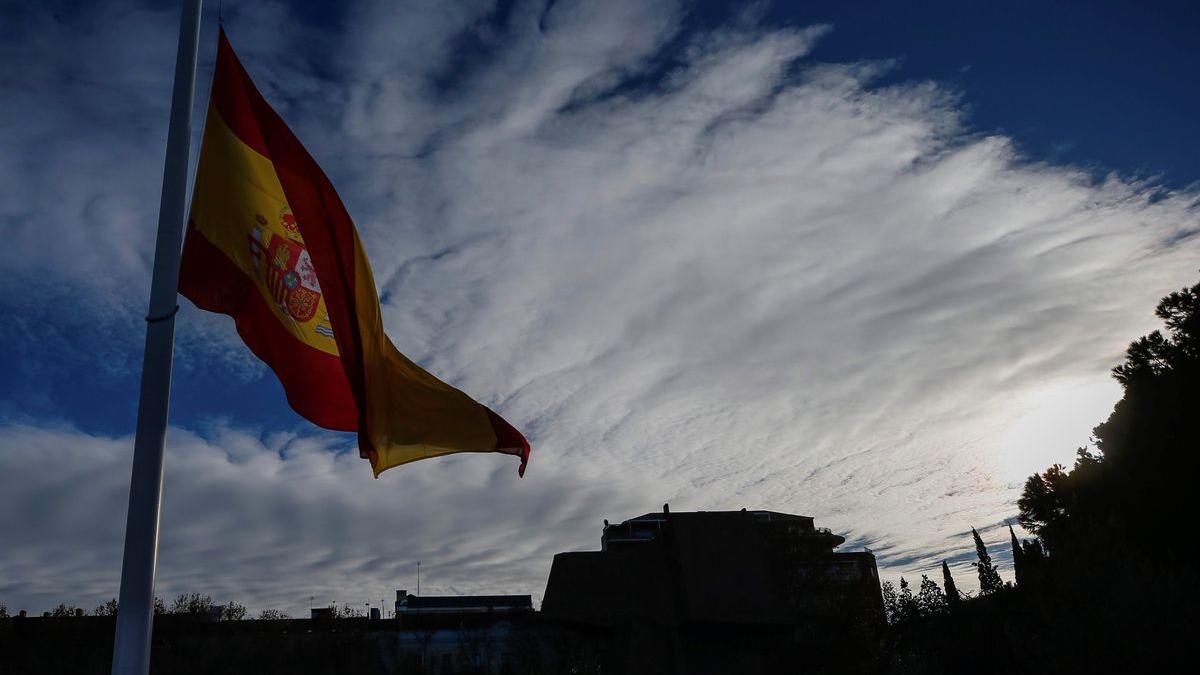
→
(179, 31, 529, 477)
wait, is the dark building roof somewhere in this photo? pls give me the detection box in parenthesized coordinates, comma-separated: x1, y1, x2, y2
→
(397, 594, 532, 613)
(601, 509, 845, 551)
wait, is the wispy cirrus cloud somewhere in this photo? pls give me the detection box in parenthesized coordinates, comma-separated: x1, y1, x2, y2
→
(1, 0, 1198, 614)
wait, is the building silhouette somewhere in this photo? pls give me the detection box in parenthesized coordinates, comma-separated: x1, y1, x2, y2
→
(394, 591, 533, 616)
(543, 507, 885, 673)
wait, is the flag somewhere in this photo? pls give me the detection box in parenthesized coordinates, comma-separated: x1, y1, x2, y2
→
(179, 30, 529, 477)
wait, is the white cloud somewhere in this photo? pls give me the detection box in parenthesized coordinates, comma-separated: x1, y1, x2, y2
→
(0, 422, 617, 615)
(1, 0, 1198, 612)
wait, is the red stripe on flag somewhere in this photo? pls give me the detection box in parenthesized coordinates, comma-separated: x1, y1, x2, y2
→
(179, 226, 359, 432)
(208, 36, 270, 158)
(212, 29, 377, 463)
(486, 408, 531, 477)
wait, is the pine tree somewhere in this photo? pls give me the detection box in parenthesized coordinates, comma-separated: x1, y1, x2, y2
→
(972, 527, 1004, 594)
(942, 561, 961, 609)
(1010, 524, 1026, 587)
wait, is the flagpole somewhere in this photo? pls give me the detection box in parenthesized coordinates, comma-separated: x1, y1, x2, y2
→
(111, 2, 203, 674)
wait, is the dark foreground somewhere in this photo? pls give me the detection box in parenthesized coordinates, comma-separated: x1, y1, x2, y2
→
(2, 610, 870, 675)
(1, 584, 1189, 675)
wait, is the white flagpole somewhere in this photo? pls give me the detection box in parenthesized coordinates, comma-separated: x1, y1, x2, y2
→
(111, 1, 203, 674)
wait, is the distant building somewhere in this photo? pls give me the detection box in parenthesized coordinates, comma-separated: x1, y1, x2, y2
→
(393, 590, 533, 616)
(542, 508, 885, 673)
(385, 590, 536, 672)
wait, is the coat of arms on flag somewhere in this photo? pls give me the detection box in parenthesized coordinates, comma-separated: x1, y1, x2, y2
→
(247, 210, 322, 324)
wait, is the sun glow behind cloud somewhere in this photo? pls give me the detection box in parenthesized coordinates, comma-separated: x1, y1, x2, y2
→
(995, 376, 1122, 484)
(1, 0, 1198, 615)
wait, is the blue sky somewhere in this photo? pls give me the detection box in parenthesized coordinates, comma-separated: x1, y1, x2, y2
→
(2, 0, 1198, 615)
(786, 0, 1200, 188)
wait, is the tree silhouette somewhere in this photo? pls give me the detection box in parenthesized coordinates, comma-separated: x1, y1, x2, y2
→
(916, 575, 947, 616)
(94, 598, 118, 616)
(1009, 525, 1026, 587)
(971, 527, 1003, 594)
(257, 609, 291, 620)
(330, 603, 364, 619)
(221, 601, 247, 621)
(1020, 538, 1045, 563)
(170, 593, 213, 615)
(869, 275, 1200, 670)
(1019, 274, 1200, 562)
(881, 581, 899, 624)
(896, 578, 921, 622)
(1017, 451, 1102, 556)
(941, 561, 961, 610)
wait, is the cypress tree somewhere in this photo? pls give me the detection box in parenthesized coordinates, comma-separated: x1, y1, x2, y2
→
(1009, 524, 1026, 587)
(972, 527, 1004, 594)
(942, 561, 961, 609)
(897, 577, 921, 623)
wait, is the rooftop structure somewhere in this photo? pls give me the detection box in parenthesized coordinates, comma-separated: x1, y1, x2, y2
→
(394, 590, 533, 616)
(602, 508, 846, 552)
